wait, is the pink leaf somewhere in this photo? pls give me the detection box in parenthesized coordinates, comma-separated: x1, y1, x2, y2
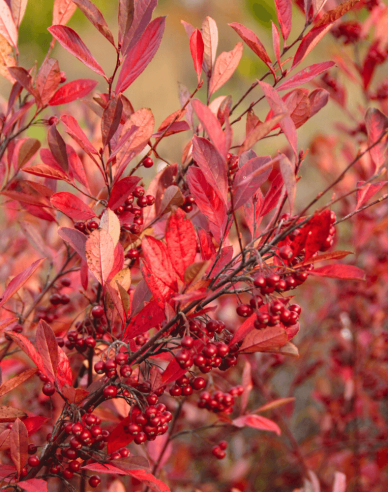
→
(121, 0, 157, 54)
(148, 433, 172, 468)
(0, 0, 17, 48)
(277, 61, 335, 91)
(51, 192, 96, 221)
(85, 229, 115, 285)
(48, 125, 68, 173)
(58, 227, 87, 261)
(365, 108, 388, 172)
(260, 172, 284, 217)
(10, 418, 28, 478)
(232, 156, 273, 210)
(229, 22, 273, 72)
(189, 28, 204, 82)
(356, 181, 386, 210)
(102, 95, 123, 147)
(240, 360, 252, 414)
(36, 58, 61, 106)
(56, 347, 72, 388)
(116, 17, 166, 93)
(274, 0, 292, 40)
(311, 264, 366, 280)
(127, 468, 171, 492)
(292, 24, 333, 69)
(0, 258, 45, 308)
(209, 42, 243, 96)
(279, 153, 296, 212)
(271, 21, 282, 71)
(17, 478, 48, 492)
(141, 261, 175, 309)
(36, 320, 58, 383)
(233, 414, 281, 435)
(53, 0, 77, 26)
(6, 332, 46, 375)
(201, 16, 218, 76)
(258, 81, 297, 157)
(332, 472, 347, 492)
(8, 0, 28, 28)
(48, 25, 105, 77)
(191, 99, 227, 158)
(118, 0, 135, 47)
(230, 313, 257, 345)
(309, 88, 329, 117)
(238, 324, 288, 353)
(49, 79, 98, 106)
(192, 136, 227, 203)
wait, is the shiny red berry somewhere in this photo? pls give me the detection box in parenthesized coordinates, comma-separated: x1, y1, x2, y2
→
(42, 382, 56, 396)
(91, 305, 104, 319)
(89, 475, 101, 488)
(236, 304, 253, 318)
(143, 156, 153, 168)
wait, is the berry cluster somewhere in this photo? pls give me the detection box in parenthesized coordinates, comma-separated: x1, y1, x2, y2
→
(180, 194, 195, 213)
(122, 403, 172, 444)
(169, 374, 207, 396)
(212, 440, 228, 459)
(197, 386, 244, 415)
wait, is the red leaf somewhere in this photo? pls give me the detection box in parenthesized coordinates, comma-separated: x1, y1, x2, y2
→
(166, 208, 197, 281)
(51, 192, 96, 221)
(82, 461, 128, 475)
(239, 325, 288, 353)
(233, 156, 273, 210)
(260, 172, 284, 217)
(7, 67, 41, 104)
(240, 360, 253, 413)
(186, 167, 227, 242)
(274, 0, 292, 40)
(192, 136, 227, 203)
(58, 227, 87, 261)
(36, 320, 58, 383)
(292, 24, 333, 69)
(73, 0, 115, 45)
(48, 25, 105, 77)
(277, 61, 335, 92)
(23, 163, 70, 182)
(116, 17, 166, 93)
(60, 113, 99, 167)
(85, 229, 115, 285)
(161, 357, 187, 385)
(209, 42, 243, 96)
(56, 347, 73, 388)
(142, 236, 177, 290)
(0, 368, 37, 398)
(0, 0, 17, 47)
(189, 28, 204, 82)
(304, 210, 331, 260)
(6, 332, 46, 375)
(229, 23, 273, 71)
(10, 418, 28, 478)
(230, 313, 256, 345)
(0, 258, 45, 308)
(121, 0, 157, 54)
(232, 414, 281, 435)
(244, 190, 263, 238)
(311, 264, 366, 280)
(67, 144, 90, 191)
(102, 95, 123, 147)
(259, 81, 297, 157)
(152, 121, 189, 138)
(107, 176, 141, 210)
(36, 58, 61, 106)
(83, 456, 149, 473)
(356, 181, 386, 210)
(365, 108, 388, 172)
(127, 468, 171, 492)
(17, 478, 48, 492)
(141, 261, 175, 308)
(239, 113, 286, 155)
(49, 79, 98, 106)
(53, 0, 77, 26)
(0, 465, 16, 479)
(106, 416, 134, 453)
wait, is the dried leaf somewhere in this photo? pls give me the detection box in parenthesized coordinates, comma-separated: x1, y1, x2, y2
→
(10, 418, 28, 478)
(209, 42, 243, 96)
(100, 208, 121, 247)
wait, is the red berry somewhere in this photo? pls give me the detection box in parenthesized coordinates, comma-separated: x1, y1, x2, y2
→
(133, 186, 145, 198)
(120, 365, 133, 378)
(48, 116, 58, 126)
(42, 382, 56, 396)
(84, 336, 96, 348)
(91, 305, 104, 319)
(279, 245, 294, 260)
(72, 423, 83, 436)
(28, 456, 40, 467)
(129, 223, 141, 235)
(88, 220, 99, 230)
(49, 293, 62, 305)
(94, 361, 105, 374)
(115, 353, 127, 366)
(59, 71, 67, 83)
(137, 196, 148, 207)
(62, 468, 74, 480)
(126, 248, 139, 260)
(236, 304, 253, 318)
(289, 304, 302, 315)
(103, 385, 117, 399)
(266, 273, 281, 287)
(219, 440, 228, 450)
(60, 277, 71, 287)
(69, 460, 80, 472)
(146, 195, 155, 206)
(253, 274, 266, 289)
(120, 447, 129, 457)
(143, 156, 154, 168)
(181, 335, 194, 349)
(28, 443, 37, 454)
(74, 221, 86, 232)
(169, 385, 181, 396)
(89, 475, 101, 488)
(191, 377, 207, 390)
(134, 432, 147, 444)
(90, 425, 102, 438)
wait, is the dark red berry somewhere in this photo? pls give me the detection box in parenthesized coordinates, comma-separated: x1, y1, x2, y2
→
(133, 186, 145, 198)
(91, 305, 104, 319)
(89, 475, 101, 488)
(103, 385, 117, 399)
(42, 382, 56, 397)
(28, 456, 40, 467)
(236, 304, 253, 318)
(143, 156, 154, 168)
